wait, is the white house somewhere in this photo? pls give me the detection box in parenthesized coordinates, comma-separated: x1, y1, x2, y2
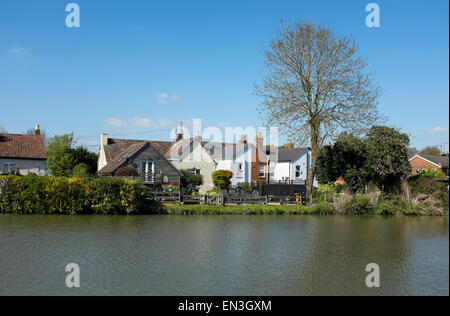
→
(0, 126, 46, 176)
(269, 146, 311, 183)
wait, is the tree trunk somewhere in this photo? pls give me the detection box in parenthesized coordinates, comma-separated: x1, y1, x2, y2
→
(306, 124, 320, 205)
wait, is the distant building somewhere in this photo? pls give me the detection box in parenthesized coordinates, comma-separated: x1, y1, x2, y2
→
(0, 125, 46, 176)
(268, 146, 311, 183)
(97, 134, 181, 185)
(97, 130, 314, 192)
(409, 154, 449, 177)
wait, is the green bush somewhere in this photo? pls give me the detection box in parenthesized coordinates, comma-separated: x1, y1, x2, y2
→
(417, 167, 446, 180)
(312, 183, 336, 204)
(241, 182, 252, 194)
(211, 170, 233, 191)
(346, 195, 373, 215)
(73, 163, 91, 178)
(0, 176, 160, 215)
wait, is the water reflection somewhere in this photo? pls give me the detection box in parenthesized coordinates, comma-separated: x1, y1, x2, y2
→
(0, 215, 448, 296)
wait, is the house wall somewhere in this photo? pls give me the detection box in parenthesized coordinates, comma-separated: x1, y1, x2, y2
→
(290, 152, 309, 181)
(270, 162, 291, 181)
(172, 161, 216, 193)
(270, 151, 310, 183)
(172, 141, 217, 193)
(409, 157, 441, 176)
(0, 158, 46, 176)
(128, 144, 180, 184)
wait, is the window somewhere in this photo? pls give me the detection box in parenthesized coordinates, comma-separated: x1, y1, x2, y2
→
(190, 168, 201, 175)
(259, 164, 265, 178)
(295, 165, 301, 178)
(238, 163, 243, 171)
(2, 163, 16, 174)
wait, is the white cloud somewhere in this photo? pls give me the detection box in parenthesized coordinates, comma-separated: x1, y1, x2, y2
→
(105, 118, 127, 127)
(9, 46, 29, 56)
(129, 117, 153, 127)
(156, 93, 179, 104)
(105, 117, 175, 129)
(428, 126, 449, 134)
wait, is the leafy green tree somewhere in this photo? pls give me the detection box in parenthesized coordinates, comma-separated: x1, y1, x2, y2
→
(316, 132, 371, 192)
(365, 126, 411, 190)
(73, 163, 90, 178)
(47, 134, 98, 177)
(72, 146, 98, 175)
(180, 170, 203, 194)
(211, 170, 233, 191)
(419, 146, 442, 156)
(46, 134, 75, 177)
(316, 126, 411, 192)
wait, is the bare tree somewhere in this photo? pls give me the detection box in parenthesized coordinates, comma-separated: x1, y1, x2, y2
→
(255, 22, 383, 203)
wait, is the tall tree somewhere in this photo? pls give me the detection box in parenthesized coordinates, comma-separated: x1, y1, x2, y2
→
(46, 134, 75, 177)
(255, 22, 382, 203)
(72, 146, 98, 175)
(365, 126, 411, 190)
(419, 146, 441, 156)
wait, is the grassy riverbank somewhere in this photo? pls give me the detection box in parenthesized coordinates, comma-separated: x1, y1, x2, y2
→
(159, 200, 446, 216)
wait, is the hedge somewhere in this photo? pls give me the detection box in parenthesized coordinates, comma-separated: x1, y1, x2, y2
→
(0, 175, 160, 215)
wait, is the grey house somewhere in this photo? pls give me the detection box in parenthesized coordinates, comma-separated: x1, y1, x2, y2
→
(0, 127, 46, 176)
(98, 137, 181, 185)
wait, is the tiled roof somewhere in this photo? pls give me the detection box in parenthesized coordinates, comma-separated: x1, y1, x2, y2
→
(0, 134, 46, 160)
(419, 155, 449, 168)
(104, 138, 173, 163)
(277, 147, 309, 162)
(99, 142, 148, 174)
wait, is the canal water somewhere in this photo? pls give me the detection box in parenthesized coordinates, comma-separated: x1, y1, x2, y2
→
(0, 215, 448, 296)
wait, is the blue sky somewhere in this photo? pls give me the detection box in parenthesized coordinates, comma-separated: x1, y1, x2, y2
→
(1, 0, 448, 151)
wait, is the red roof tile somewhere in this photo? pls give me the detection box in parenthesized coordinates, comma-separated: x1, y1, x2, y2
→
(0, 134, 46, 160)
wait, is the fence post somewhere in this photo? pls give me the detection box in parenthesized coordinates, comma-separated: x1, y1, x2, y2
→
(265, 195, 268, 205)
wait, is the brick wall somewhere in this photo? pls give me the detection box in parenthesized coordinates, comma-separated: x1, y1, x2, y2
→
(409, 157, 440, 176)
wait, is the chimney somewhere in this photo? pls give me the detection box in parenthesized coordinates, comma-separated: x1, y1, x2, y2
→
(194, 132, 202, 143)
(254, 132, 263, 149)
(175, 129, 183, 142)
(238, 135, 247, 144)
(98, 133, 109, 171)
(35, 124, 41, 136)
(101, 133, 108, 147)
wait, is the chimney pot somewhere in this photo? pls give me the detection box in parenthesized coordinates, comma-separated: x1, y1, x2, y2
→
(175, 129, 184, 142)
(238, 135, 247, 144)
(35, 124, 41, 136)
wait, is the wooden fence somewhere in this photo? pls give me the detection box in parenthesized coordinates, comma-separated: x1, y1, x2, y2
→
(150, 192, 304, 206)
